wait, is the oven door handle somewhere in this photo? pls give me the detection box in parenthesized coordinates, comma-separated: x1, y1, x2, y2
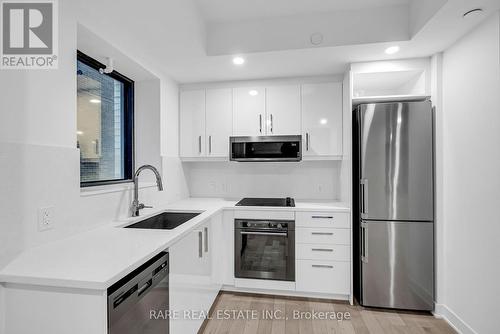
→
(240, 231, 287, 237)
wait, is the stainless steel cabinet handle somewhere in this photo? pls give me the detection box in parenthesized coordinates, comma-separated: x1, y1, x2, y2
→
(259, 114, 262, 133)
(270, 114, 273, 133)
(204, 227, 208, 253)
(311, 248, 334, 252)
(305, 133, 309, 151)
(240, 231, 287, 237)
(198, 230, 203, 258)
(311, 216, 333, 219)
(312, 264, 334, 269)
(311, 232, 333, 236)
(198, 136, 202, 154)
(208, 136, 212, 154)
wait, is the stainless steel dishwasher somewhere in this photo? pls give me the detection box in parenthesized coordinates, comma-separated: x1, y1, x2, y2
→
(108, 251, 169, 334)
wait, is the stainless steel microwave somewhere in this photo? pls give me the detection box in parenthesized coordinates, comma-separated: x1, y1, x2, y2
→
(229, 135, 302, 162)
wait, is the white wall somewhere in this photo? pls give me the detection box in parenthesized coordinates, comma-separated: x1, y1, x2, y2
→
(438, 12, 500, 334)
(185, 161, 340, 200)
(135, 79, 162, 182)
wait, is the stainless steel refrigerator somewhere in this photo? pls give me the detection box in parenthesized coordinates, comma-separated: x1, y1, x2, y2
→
(354, 100, 434, 311)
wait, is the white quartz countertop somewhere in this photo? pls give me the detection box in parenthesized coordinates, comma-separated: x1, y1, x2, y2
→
(0, 198, 349, 290)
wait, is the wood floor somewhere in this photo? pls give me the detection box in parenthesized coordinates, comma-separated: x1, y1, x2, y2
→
(201, 292, 456, 334)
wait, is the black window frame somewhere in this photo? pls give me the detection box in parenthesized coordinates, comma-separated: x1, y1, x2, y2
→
(77, 50, 135, 188)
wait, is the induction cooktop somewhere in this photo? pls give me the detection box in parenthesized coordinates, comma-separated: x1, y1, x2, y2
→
(235, 197, 295, 207)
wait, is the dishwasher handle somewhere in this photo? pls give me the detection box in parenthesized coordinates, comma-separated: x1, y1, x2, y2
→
(138, 279, 152, 296)
(108, 252, 169, 325)
(113, 284, 138, 309)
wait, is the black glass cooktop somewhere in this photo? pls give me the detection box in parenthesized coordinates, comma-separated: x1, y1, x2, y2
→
(235, 197, 295, 207)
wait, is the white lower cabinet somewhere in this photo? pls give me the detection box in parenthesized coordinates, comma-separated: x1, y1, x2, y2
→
(295, 211, 351, 297)
(296, 243, 350, 262)
(296, 227, 350, 245)
(169, 218, 221, 334)
(296, 260, 350, 295)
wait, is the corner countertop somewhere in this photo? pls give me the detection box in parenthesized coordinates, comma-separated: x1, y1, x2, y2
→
(0, 198, 349, 291)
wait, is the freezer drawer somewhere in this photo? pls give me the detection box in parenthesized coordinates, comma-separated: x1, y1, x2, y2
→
(361, 221, 434, 311)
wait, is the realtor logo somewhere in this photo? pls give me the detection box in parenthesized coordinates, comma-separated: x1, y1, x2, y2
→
(1, 0, 58, 69)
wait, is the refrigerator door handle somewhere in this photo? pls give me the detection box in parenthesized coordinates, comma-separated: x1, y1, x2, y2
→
(360, 179, 368, 218)
(361, 222, 368, 263)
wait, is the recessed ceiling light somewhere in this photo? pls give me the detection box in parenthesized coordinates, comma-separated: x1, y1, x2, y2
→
(90, 99, 101, 104)
(385, 46, 400, 55)
(233, 56, 245, 65)
(463, 8, 483, 19)
(248, 90, 258, 96)
(77, 130, 84, 135)
(320, 118, 328, 125)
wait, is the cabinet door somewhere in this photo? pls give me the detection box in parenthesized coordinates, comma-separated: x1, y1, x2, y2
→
(266, 85, 301, 135)
(233, 87, 265, 136)
(302, 82, 343, 157)
(180, 89, 206, 157)
(169, 228, 205, 334)
(200, 219, 221, 314)
(206, 88, 232, 157)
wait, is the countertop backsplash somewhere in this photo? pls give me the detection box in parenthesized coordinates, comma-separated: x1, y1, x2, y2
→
(184, 161, 340, 200)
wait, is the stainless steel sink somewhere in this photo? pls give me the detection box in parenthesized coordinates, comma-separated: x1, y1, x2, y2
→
(124, 211, 202, 230)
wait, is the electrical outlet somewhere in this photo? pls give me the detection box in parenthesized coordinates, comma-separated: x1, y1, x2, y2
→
(38, 207, 54, 231)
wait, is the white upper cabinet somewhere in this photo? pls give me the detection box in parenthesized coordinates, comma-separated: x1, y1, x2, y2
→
(301, 82, 343, 158)
(180, 81, 344, 161)
(265, 85, 301, 135)
(206, 88, 233, 157)
(233, 87, 266, 136)
(180, 89, 206, 157)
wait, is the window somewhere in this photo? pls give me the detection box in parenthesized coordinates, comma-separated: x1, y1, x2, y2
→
(77, 51, 134, 187)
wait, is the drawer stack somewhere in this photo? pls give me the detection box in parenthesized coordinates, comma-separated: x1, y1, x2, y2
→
(295, 211, 351, 296)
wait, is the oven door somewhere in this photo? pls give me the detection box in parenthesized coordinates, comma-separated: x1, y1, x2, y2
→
(235, 228, 295, 281)
(230, 135, 302, 162)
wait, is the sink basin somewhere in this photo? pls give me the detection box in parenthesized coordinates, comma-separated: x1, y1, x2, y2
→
(124, 211, 202, 230)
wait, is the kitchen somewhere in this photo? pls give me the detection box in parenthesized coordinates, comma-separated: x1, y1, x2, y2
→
(0, 0, 499, 334)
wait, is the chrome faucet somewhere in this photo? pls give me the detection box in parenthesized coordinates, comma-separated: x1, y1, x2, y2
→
(131, 165, 163, 217)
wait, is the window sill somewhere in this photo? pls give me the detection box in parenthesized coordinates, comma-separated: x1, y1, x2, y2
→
(80, 182, 157, 197)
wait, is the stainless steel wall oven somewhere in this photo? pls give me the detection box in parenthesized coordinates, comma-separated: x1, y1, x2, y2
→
(235, 219, 295, 281)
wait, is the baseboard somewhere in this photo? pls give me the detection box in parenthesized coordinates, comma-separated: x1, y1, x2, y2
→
(434, 303, 478, 334)
(222, 284, 350, 302)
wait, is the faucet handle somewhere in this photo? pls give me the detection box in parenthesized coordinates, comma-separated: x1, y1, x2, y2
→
(137, 203, 153, 210)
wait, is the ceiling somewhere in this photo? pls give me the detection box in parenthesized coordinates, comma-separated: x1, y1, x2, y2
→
(195, 0, 410, 22)
(74, 0, 500, 84)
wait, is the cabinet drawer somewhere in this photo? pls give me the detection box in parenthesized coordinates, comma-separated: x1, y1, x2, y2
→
(296, 260, 350, 295)
(296, 228, 350, 245)
(296, 244, 350, 261)
(296, 211, 349, 228)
